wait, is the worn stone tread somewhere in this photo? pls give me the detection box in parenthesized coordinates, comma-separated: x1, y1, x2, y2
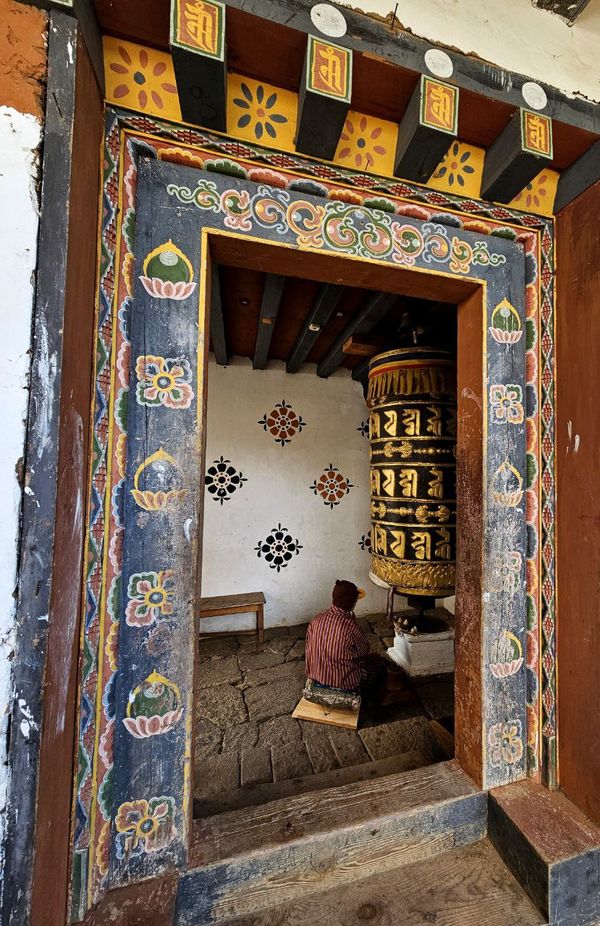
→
(215, 839, 546, 926)
(194, 750, 430, 817)
(190, 759, 479, 866)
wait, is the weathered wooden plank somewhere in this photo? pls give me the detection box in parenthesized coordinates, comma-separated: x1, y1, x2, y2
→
(489, 780, 600, 925)
(214, 839, 545, 926)
(394, 75, 458, 183)
(170, 0, 227, 131)
(253, 273, 285, 369)
(554, 136, 600, 213)
(292, 697, 359, 730)
(286, 283, 344, 373)
(199, 592, 265, 611)
(210, 262, 228, 365)
(482, 109, 553, 203)
(194, 751, 430, 818)
(296, 34, 352, 160)
(317, 291, 398, 377)
(181, 760, 486, 926)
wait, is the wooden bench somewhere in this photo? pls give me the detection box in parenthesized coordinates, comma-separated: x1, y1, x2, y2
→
(198, 592, 265, 643)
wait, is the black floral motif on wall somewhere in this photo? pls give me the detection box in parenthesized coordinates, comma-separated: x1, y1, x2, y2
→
(258, 400, 306, 446)
(358, 532, 372, 552)
(205, 456, 247, 505)
(357, 419, 369, 439)
(310, 464, 354, 509)
(255, 524, 302, 572)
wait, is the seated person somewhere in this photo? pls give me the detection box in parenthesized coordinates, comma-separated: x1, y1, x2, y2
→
(305, 580, 384, 703)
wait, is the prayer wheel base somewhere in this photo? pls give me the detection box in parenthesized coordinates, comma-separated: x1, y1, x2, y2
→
(387, 607, 455, 677)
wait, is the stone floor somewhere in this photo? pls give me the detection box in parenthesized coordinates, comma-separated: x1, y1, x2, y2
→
(194, 613, 454, 817)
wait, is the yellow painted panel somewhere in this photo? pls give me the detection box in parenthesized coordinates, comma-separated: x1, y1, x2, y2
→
(227, 73, 297, 152)
(104, 36, 182, 123)
(102, 37, 560, 216)
(428, 141, 484, 198)
(509, 168, 559, 217)
(334, 111, 397, 177)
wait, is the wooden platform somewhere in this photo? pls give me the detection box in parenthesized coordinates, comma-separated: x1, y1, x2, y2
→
(292, 696, 359, 730)
(213, 839, 546, 926)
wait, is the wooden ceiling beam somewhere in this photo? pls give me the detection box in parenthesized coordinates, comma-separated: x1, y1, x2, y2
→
(286, 284, 345, 373)
(210, 264, 228, 366)
(395, 75, 458, 183)
(296, 34, 352, 160)
(482, 109, 554, 203)
(169, 0, 227, 131)
(317, 291, 398, 378)
(342, 335, 387, 357)
(533, 0, 592, 23)
(351, 357, 371, 383)
(253, 274, 285, 370)
(554, 136, 600, 212)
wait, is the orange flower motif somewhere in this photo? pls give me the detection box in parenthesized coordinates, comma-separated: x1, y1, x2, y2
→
(328, 188, 363, 205)
(109, 45, 177, 113)
(338, 115, 387, 169)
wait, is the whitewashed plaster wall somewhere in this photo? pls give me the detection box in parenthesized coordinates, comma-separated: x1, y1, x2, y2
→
(200, 357, 388, 629)
(352, 0, 600, 103)
(0, 106, 41, 864)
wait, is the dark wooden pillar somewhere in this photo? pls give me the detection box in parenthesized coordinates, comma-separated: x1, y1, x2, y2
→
(2, 12, 103, 926)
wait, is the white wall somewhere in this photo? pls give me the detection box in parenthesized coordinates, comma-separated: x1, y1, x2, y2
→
(200, 357, 388, 629)
(352, 0, 600, 103)
(0, 106, 41, 863)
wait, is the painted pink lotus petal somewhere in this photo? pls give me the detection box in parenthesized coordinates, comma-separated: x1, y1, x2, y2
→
(489, 327, 523, 344)
(489, 657, 524, 679)
(139, 277, 197, 301)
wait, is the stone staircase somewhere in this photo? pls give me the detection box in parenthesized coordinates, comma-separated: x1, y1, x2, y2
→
(174, 760, 600, 926)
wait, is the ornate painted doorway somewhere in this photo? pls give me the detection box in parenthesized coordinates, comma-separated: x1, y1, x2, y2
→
(71, 114, 553, 919)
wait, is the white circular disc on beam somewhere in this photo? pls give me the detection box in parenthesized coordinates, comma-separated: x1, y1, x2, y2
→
(521, 81, 548, 111)
(424, 48, 454, 79)
(310, 3, 348, 37)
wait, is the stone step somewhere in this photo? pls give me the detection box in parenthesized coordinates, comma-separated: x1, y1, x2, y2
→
(175, 760, 486, 925)
(212, 839, 546, 926)
(489, 780, 600, 925)
(194, 749, 432, 817)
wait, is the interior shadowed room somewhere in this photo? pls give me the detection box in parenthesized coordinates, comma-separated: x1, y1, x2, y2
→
(193, 262, 458, 817)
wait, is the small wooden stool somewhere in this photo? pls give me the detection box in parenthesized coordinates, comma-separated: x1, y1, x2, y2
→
(198, 592, 265, 643)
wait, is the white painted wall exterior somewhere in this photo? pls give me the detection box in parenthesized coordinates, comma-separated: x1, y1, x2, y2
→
(200, 357, 388, 629)
(0, 106, 41, 864)
(351, 0, 600, 103)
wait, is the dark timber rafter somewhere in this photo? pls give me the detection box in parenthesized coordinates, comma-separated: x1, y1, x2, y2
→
(253, 274, 285, 370)
(533, 0, 592, 23)
(482, 109, 554, 203)
(221, 0, 600, 136)
(286, 284, 345, 373)
(210, 264, 228, 366)
(317, 291, 398, 378)
(554, 137, 600, 212)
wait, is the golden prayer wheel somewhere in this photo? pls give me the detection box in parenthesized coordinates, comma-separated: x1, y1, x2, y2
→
(366, 347, 457, 598)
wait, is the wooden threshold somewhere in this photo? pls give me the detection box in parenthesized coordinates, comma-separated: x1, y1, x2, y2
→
(177, 761, 486, 923)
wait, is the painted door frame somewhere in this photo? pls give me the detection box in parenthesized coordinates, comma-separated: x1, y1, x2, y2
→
(98, 151, 528, 893)
(70, 110, 554, 920)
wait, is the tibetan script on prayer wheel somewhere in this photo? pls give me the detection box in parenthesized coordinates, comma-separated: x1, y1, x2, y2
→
(366, 347, 457, 597)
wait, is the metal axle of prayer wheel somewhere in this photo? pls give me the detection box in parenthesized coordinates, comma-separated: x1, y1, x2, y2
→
(366, 347, 457, 621)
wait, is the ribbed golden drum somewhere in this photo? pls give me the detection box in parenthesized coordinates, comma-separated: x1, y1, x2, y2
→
(367, 347, 457, 597)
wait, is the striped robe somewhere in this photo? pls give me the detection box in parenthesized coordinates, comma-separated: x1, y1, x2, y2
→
(305, 605, 370, 691)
